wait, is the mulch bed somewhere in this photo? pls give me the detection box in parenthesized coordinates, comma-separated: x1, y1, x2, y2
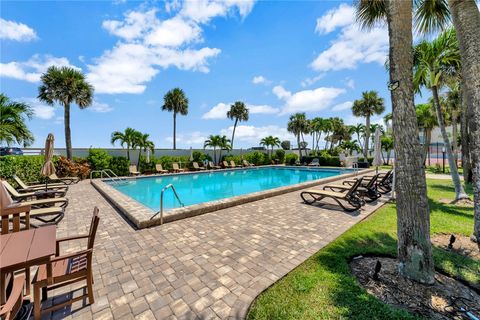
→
(432, 233, 480, 260)
(350, 257, 479, 320)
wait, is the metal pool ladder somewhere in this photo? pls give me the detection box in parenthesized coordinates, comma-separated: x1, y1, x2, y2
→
(151, 184, 184, 225)
(89, 169, 127, 184)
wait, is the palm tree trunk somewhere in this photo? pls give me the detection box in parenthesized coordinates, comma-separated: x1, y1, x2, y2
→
(173, 112, 177, 150)
(448, 0, 480, 244)
(297, 135, 302, 158)
(423, 130, 431, 166)
(432, 86, 469, 200)
(231, 118, 238, 150)
(452, 117, 458, 164)
(127, 144, 130, 161)
(213, 147, 217, 164)
(461, 91, 473, 183)
(364, 116, 370, 160)
(64, 102, 72, 160)
(387, 0, 434, 283)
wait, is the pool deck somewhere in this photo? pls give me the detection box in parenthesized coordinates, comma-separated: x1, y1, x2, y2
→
(91, 166, 364, 228)
(46, 170, 389, 319)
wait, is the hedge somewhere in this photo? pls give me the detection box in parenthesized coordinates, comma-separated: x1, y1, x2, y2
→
(300, 155, 341, 167)
(0, 155, 53, 186)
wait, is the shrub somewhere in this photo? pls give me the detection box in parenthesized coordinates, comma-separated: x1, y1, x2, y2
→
(109, 156, 130, 176)
(285, 153, 298, 165)
(0, 155, 52, 185)
(223, 155, 242, 165)
(87, 149, 111, 172)
(157, 156, 189, 170)
(274, 149, 286, 163)
(319, 155, 341, 167)
(358, 157, 374, 165)
(56, 156, 91, 179)
(244, 151, 265, 166)
(281, 140, 291, 150)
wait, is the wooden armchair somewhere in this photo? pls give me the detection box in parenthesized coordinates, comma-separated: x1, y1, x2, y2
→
(0, 275, 27, 320)
(32, 207, 100, 319)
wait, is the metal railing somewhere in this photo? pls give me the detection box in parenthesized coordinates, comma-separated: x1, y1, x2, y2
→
(89, 169, 127, 183)
(151, 184, 184, 225)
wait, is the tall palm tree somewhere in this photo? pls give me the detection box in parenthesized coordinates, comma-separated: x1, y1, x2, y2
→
(219, 135, 231, 161)
(162, 88, 188, 150)
(447, 0, 480, 244)
(204, 135, 230, 164)
(322, 118, 333, 150)
(38, 66, 93, 159)
(0, 94, 34, 147)
(227, 101, 249, 150)
(136, 133, 155, 167)
(111, 127, 139, 161)
(413, 28, 468, 201)
(260, 136, 281, 157)
(356, 0, 434, 284)
(352, 91, 385, 159)
(287, 113, 309, 158)
(445, 80, 461, 163)
(352, 123, 365, 150)
(416, 103, 437, 164)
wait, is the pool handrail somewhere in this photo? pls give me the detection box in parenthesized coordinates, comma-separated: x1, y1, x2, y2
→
(90, 169, 127, 184)
(152, 183, 184, 225)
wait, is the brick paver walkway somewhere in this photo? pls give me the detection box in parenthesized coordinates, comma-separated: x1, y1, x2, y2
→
(45, 173, 388, 319)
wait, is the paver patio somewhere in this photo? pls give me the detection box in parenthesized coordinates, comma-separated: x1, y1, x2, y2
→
(44, 173, 388, 319)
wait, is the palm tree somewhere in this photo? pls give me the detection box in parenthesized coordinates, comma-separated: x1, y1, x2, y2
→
(352, 123, 365, 150)
(416, 103, 437, 164)
(227, 101, 249, 149)
(162, 88, 188, 150)
(0, 94, 34, 147)
(352, 91, 385, 159)
(219, 135, 231, 161)
(447, 0, 480, 244)
(356, 0, 434, 284)
(340, 140, 360, 156)
(380, 134, 394, 165)
(111, 128, 139, 161)
(413, 28, 468, 201)
(136, 133, 155, 167)
(445, 80, 461, 163)
(204, 135, 230, 164)
(287, 113, 309, 158)
(38, 66, 93, 159)
(260, 136, 281, 157)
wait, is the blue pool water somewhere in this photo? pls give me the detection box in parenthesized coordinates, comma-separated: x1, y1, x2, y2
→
(108, 167, 348, 211)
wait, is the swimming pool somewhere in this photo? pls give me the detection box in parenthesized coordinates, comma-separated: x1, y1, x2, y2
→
(107, 166, 350, 211)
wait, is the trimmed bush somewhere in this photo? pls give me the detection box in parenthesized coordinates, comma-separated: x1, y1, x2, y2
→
(285, 153, 298, 165)
(300, 155, 341, 167)
(358, 157, 374, 166)
(87, 149, 111, 177)
(223, 155, 242, 165)
(274, 150, 285, 163)
(244, 151, 266, 166)
(109, 156, 130, 176)
(0, 155, 52, 185)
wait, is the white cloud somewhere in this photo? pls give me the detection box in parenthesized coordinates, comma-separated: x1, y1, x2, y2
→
(202, 102, 279, 119)
(344, 77, 355, 89)
(0, 55, 79, 83)
(18, 98, 55, 120)
(315, 3, 355, 34)
(344, 115, 384, 126)
(220, 125, 294, 144)
(89, 101, 113, 113)
(311, 4, 388, 72)
(273, 85, 345, 114)
(331, 101, 353, 111)
(165, 131, 207, 147)
(252, 75, 270, 85)
(300, 74, 325, 88)
(0, 18, 37, 41)
(89, 2, 255, 94)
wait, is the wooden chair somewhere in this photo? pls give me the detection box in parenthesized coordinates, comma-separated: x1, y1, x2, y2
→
(0, 275, 27, 320)
(32, 207, 100, 319)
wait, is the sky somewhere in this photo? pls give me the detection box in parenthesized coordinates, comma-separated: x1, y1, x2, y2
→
(1, 0, 394, 150)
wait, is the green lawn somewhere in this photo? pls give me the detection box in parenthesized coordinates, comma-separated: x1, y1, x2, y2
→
(247, 179, 478, 320)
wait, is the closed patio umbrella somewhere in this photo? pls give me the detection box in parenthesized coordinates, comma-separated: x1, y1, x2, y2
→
(40, 133, 56, 190)
(189, 147, 194, 162)
(372, 128, 382, 173)
(146, 149, 151, 164)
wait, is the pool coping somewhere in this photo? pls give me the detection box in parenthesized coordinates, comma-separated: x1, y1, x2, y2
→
(91, 165, 374, 229)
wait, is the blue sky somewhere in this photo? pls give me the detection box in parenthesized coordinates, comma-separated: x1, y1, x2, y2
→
(1, 0, 393, 149)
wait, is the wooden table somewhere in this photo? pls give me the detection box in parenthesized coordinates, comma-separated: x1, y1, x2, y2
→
(0, 225, 56, 304)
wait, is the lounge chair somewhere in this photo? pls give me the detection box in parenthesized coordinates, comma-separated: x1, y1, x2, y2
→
(230, 160, 241, 168)
(192, 162, 206, 171)
(344, 170, 393, 194)
(242, 160, 254, 167)
(48, 173, 79, 185)
(323, 174, 381, 203)
(129, 165, 140, 176)
(155, 163, 168, 174)
(300, 178, 364, 212)
(13, 175, 68, 192)
(33, 208, 99, 319)
(308, 158, 320, 166)
(208, 161, 221, 169)
(222, 161, 231, 168)
(2, 181, 66, 202)
(172, 163, 186, 173)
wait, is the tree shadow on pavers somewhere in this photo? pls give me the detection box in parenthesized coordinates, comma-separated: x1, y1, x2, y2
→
(32, 288, 91, 320)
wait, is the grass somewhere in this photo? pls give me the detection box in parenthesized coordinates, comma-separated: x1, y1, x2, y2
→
(247, 179, 478, 320)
